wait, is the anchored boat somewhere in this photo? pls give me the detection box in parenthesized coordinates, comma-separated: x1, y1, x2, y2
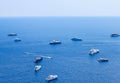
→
(46, 75, 58, 81)
(49, 40, 61, 45)
(89, 48, 100, 55)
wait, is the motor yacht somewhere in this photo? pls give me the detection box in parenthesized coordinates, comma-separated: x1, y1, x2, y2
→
(49, 40, 61, 44)
(34, 57, 43, 63)
(111, 34, 120, 37)
(14, 38, 21, 42)
(46, 75, 58, 81)
(89, 48, 99, 55)
(8, 33, 17, 36)
(98, 58, 109, 62)
(71, 38, 82, 41)
(34, 65, 42, 71)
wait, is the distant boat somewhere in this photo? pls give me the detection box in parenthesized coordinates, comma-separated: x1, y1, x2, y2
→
(111, 34, 120, 37)
(34, 65, 42, 71)
(97, 58, 109, 62)
(71, 38, 82, 41)
(46, 75, 58, 81)
(89, 48, 99, 55)
(34, 57, 43, 63)
(24, 52, 34, 55)
(14, 38, 21, 42)
(8, 33, 17, 36)
(49, 40, 61, 44)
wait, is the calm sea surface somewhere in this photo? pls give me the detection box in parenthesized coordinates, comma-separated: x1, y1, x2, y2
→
(0, 17, 120, 83)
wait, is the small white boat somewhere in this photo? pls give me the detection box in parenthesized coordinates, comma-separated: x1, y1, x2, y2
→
(14, 38, 21, 42)
(49, 40, 61, 44)
(89, 48, 99, 55)
(98, 58, 109, 62)
(8, 33, 17, 36)
(34, 65, 42, 71)
(46, 75, 58, 81)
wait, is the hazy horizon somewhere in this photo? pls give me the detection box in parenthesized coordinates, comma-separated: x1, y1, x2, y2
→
(0, 0, 120, 17)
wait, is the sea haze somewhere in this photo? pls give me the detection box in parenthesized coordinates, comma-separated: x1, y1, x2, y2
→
(0, 17, 120, 83)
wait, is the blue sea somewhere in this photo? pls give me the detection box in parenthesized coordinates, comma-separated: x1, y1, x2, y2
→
(0, 17, 120, 83)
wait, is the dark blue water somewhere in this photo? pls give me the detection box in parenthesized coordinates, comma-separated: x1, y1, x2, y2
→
(0, 17, 120, 83)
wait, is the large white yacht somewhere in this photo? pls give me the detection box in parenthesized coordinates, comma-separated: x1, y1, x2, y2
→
(89, 48, 99, 55)
(46, 75, 58, 81)
(49, 40, 61, 44)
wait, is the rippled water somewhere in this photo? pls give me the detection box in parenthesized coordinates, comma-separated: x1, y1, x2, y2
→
(0, 17, 120, 83)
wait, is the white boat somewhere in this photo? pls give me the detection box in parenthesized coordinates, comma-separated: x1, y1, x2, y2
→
(34, 65, 42, 71)
(8, 33, 17, 36)
(89, 48, 99, 55)
(98, 58, 109, 62)
(14, 38, 21, 42)
(49, 40, 61, 44)
(46, 75, 58, 81)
